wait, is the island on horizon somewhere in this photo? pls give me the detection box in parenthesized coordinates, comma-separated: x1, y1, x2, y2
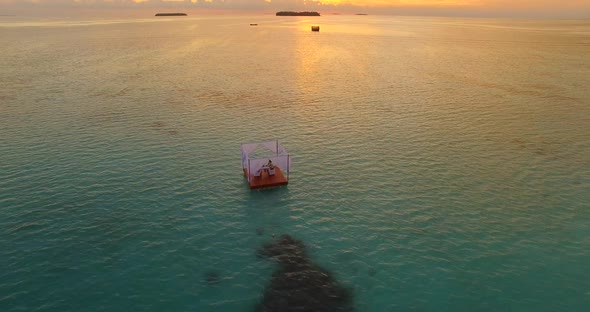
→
(276, 11, 320, 16)
(155, 13, 187, 17)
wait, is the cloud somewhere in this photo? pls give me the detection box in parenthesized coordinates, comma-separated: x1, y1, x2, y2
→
(1, 0, 589, 17)
(0, 0, 317, 10)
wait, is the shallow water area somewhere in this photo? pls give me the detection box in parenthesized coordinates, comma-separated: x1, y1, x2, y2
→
(1, 15, 589, 311)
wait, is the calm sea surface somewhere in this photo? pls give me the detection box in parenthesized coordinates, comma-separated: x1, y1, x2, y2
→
(1, 14, 589, 311)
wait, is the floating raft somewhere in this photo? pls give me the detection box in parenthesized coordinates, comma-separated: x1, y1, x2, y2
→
(243, 167, 288, 190)
(241, 140, 291, 190)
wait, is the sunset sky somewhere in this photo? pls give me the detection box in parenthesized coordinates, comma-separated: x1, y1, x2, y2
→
(1, 0, 589, 18)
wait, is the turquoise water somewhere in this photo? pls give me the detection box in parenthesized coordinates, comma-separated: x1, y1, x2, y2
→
(1, 15, 589, 311)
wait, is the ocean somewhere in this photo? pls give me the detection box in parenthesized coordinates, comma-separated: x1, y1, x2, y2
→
(1, 14, 589, 311)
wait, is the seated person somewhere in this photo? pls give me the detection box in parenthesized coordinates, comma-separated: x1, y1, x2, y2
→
(267, 160, 275, 169)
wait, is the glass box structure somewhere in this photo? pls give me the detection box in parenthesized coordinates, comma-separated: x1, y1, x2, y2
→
(241, 140, 291, 189)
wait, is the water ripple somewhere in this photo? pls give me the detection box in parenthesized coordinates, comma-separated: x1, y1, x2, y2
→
(1, 15, 589, 312)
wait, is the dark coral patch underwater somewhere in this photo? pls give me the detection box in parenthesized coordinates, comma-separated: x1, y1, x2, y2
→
(256, 234, 353, 312)
(204, 271, 221, 285)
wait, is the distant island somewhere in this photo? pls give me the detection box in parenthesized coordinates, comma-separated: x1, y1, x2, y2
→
(355, 13, 368, 15)
(155, 13, 187, 17)
(276, 11, 320, 16)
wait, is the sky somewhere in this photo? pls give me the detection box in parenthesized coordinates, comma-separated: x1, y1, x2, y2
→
(0, 0, 589, 18)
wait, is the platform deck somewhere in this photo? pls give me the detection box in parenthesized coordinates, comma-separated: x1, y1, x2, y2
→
(243, 167, 288, 190)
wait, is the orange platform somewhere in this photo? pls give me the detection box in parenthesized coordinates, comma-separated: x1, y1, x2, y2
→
(243, 167, 289, 190)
